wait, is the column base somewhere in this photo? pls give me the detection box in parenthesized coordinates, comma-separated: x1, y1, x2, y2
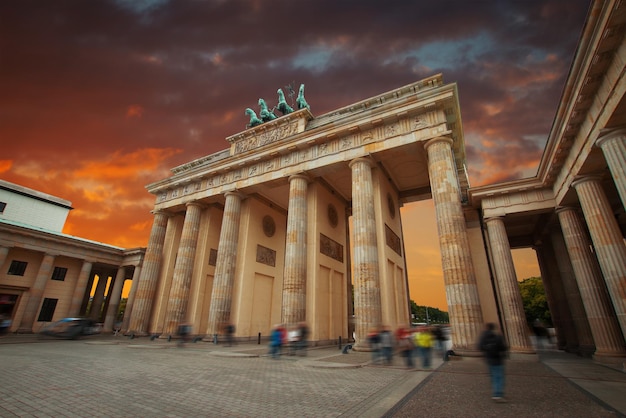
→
(124, 331, 150, 338)
(593, 350, 626, 367)
(351, 343, 373, 352)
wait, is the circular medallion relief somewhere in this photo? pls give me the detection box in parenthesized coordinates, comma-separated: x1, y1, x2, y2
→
(262, 215, 276, 237)
(327, 204, 338, 228)
(387, 193, 396, 219)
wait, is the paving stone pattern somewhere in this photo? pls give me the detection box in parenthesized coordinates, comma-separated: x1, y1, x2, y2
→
(0, 340, 406, 417)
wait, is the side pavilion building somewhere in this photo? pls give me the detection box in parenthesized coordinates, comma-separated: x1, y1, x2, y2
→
(127, 0, 626, 361)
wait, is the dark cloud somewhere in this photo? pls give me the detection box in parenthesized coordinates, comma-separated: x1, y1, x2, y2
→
(0, 0, 591, 246)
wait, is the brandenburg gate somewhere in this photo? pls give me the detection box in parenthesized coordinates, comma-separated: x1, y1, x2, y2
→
(125, 74, 489, 352)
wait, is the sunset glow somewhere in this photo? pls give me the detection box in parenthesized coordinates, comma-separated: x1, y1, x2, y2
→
(1, 0, 586, 309)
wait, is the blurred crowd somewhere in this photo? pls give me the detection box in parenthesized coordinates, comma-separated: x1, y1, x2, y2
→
(367, 324, 450, 368)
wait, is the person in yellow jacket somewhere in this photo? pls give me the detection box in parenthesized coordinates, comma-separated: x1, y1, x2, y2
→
(413, 326, 434, 369)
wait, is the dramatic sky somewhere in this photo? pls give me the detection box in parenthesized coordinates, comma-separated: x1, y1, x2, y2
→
(1, 0, 591, 309)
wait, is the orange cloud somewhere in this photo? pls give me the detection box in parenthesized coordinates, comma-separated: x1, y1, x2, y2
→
(126, 105, 144, 118)
(0, 160, 12, 173)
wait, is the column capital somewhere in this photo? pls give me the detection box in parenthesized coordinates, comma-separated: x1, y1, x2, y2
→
(596, 126, 626, 148)
(150, 209, 171, 217)
(555, 206, 577, 215)
(185, 201, 205, 209)
(571, 174, 603, 189)
(348, 156, 375, 169)
(424, 135, 453, 151)
(224, 190, 246, 200)
(483, 216, 504, 224)
(288, 173, 311, 183)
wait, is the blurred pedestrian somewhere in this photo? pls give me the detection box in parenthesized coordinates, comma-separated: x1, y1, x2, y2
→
(398, 327, 415, 368)
(379, 326, 394, 365)
(414, 326, 434, 369)
(367, 328, 381, 364)
(223, 322, 236, 347)
(269, 324, 283, 359)
(532, 319, 548, 349)
(478, 322, 508, 402)
(296, 321, 309, 355)
(176, 322, 191, 347)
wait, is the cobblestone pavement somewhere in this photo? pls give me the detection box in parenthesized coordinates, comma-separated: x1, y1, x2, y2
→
(1, 335, 624, 417)
(0, 336, 435, 418)
(388, 353, 626, 418)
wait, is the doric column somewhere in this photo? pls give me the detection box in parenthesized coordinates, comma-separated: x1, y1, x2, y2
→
(89, 273, 109, 321)
(349, 157, 382, 350)
(485, 217, 534, 353)
(127, 210, 169, 336)
(572, 176, 626, 339)
(425, 136, 483, 352)
(163, 202, 203, 336)
(281, 174, 309, 325)
(596, 127, 626, 209)
(556, 206, 626, 357)
(121, 264, 142, 332)
(534, 243, 572, 351)
(18, 253, 56, 332)
(103, 267, 127, 332)
(549, 228, 596, 356)
(69, 261, 93, 317)
(206, 191, 244, 336)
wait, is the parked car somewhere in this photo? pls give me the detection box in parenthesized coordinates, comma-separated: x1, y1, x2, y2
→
(39, 317, 102, 339)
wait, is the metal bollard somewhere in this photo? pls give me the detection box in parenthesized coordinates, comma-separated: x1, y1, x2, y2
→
(339, 336, 342, 350)
(258, 332, 261, 345)
(213, 333, 218, 344)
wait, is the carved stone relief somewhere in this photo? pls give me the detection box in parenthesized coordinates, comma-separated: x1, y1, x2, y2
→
(256, 244, 276, 267)
(320, 233, 343, 262)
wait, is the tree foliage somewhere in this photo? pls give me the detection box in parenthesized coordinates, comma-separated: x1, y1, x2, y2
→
(410, 300, 449, 324)
(518, 276, 552, 327)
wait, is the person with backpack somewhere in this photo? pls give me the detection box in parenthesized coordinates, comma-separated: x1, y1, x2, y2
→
(478, 323, 508, 402)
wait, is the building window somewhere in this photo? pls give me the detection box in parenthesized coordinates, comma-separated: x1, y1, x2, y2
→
(37, 298, 58, 322)
(51, 267, 68, 281)
(0, 201, 6, 213)
(7, 260, 28, 276)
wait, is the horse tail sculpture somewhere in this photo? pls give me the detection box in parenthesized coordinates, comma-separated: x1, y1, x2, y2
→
(296, 83, 310, 111)
(258, 98, 277, 122)
(276, 88, 294, 115)
(245, 108, 263, 128)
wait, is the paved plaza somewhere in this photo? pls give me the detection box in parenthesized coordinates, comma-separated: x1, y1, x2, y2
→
(0, 335, 625, 417)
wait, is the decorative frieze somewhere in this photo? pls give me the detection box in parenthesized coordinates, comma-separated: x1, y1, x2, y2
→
(156, 110, 443, 204)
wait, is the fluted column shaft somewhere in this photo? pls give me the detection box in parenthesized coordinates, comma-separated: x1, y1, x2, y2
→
(69, 261, 93, 317)
(557, 206, 626, 356)
(572, 177, 626, 339)
(89, 273, 108, 321)
(103, 267, 127, 332)
(534, 243, 572, 351)
(282, 174, 309, 325)
(206, 192, 243, 336)
(425, 137, 483, 352)
(128, 211, 169, 335)
(18, 254, 56, 332)
(121, 264, 142, 332)
(596, 128, 626, 209)
(163, 202, 203, 336)
(485, 217, 534, 353)
(349, 158, 382, 350)
(549, 228, 595, 356)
